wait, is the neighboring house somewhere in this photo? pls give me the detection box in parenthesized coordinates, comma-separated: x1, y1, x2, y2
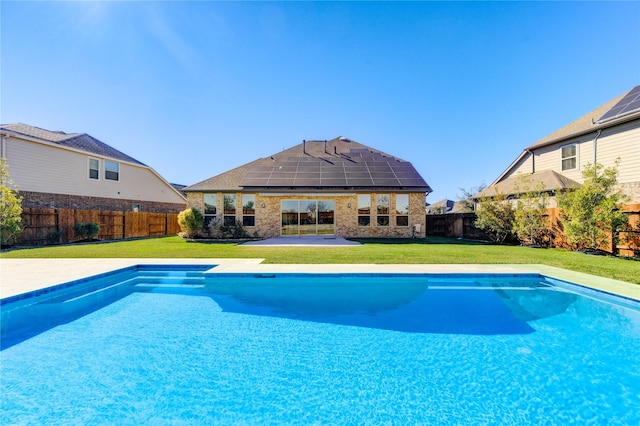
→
(0, 123, 186, 213)
(426, 199, 467, 214)
(475, 85, 640, 206)
(184, 137, 432, 238)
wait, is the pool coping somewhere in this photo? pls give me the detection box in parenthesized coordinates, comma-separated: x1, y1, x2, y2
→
(1, 258, 639, 301)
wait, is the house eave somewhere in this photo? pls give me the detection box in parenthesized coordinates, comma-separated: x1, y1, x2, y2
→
(527, 111, 640, 151)
(186, 185, 433, 193)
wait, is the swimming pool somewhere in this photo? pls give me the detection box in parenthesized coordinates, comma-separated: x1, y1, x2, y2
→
(2, 266, 639, 424)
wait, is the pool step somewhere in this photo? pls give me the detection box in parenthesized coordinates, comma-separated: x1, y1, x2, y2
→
(37, 276, 205, 307)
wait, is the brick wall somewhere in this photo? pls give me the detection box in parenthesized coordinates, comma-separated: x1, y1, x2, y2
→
(187, 191, 426, 238)
(20, 191, 186, 214)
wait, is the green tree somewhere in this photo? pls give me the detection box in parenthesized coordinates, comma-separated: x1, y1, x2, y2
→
(512, 176, 550, 246)
(457, 183, 486, 212)
(557, 161, 628, 252)
(475, 189, 515, 244)
(177, 207, 203, 238)
(1, 158, 24, 247)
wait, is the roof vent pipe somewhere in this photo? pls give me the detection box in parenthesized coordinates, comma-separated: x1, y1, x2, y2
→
(324, 139, 328, 154)
(303, 140, 306, 155)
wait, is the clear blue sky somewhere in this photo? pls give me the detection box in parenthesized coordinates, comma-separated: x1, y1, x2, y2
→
(2, 1, 639, 202)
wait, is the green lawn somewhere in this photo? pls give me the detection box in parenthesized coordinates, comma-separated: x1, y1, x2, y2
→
(2, 236, 639, 284)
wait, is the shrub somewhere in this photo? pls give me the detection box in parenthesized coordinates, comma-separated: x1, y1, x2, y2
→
(45, 228, 65, 245)
(73, 222, 100, 240)
(1, 159, 24, 247)
(475, 190, 516, 244)
(557, 161, 628, 252)
(512, 177, 550, 247)
(177, 208, 203, 238)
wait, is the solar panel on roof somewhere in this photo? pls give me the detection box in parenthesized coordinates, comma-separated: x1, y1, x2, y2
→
(295, 173, 319, 179)
(321, 178, 348, 186)
(400, 178, 430, 186)
(598, 85, 640, 123)
(238, 145, 430, 191)
(294, 178, 322, 186)
(347, 179, 375, 186)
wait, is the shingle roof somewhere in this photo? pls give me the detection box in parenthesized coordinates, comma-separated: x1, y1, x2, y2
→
(426, 199, 466, 214)
(185, 137, 432, 193)
(0, 123, 146, 166)
(474, 170, 581, 198)
(528, 85, 640, 150)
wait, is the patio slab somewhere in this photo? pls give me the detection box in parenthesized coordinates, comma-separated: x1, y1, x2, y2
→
(240, 236, 362, 246)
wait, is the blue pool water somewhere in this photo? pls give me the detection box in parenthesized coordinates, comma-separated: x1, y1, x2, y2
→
(1, 267, 639, 424)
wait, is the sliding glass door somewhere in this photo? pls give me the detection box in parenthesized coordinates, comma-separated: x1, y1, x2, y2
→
(281, 200, 334, 236)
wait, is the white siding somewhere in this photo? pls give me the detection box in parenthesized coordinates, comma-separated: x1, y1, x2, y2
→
(531, 137, 591, 183)
(502, 154, 533, 180)
(5, 137, 185, 204)
(524, 120, 639, 186)
(594, 121, 640, 185)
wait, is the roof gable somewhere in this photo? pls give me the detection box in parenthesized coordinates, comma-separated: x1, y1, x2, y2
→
(0, 123, 146, 166)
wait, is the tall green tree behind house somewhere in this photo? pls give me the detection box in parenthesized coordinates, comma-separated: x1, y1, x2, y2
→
(1, 158, 24, 246)
(557, 161, 628, 252)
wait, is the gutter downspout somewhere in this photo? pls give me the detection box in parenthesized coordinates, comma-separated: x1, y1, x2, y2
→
(526, 149, 535, 174)
(0, 132, 8, 158)
(593, 129, 602, 169)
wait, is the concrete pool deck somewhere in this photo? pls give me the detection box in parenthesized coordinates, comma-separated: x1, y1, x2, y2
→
(1, 258, 638, 301)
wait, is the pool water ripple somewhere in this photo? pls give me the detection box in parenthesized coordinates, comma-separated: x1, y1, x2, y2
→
(1, 271, 639, 424)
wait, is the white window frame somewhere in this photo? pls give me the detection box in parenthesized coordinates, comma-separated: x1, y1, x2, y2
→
(561, 143, 577, 171)
(88, 158, 100, 180)
(105, 160, 120, 181)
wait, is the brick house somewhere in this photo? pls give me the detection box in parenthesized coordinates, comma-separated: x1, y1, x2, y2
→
(184, 137, 432, 238)
(0, 123, 186, 213)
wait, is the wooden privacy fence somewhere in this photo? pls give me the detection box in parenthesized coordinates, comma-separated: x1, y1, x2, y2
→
(20, 208, 181, 245)
(617, 204, 640, 257)
(426, 212, 486, 240)
(426, 203, 640, 257)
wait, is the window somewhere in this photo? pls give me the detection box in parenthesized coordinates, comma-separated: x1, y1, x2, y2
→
(357, 194, 371, 226)
(132, 204, 141, 212)
(105, 161, 119, 181)
(376, 194, 390, 226)
(280, 199, 335, 235)
(223, 194, 236, 226)
(395, 194, 409, 227)
(88, 158, 99, 180)
(561, 144, 577, 171)
(203, 193, 217, 227)
(242, 194, 255, 227)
